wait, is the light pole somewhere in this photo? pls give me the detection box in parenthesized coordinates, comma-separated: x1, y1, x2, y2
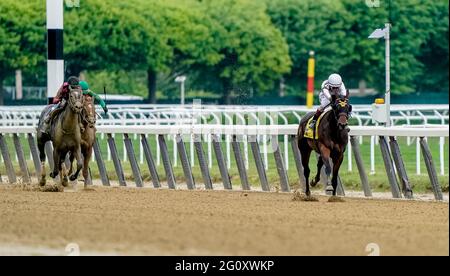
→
(369, 23, 391, 127)
(175, 76, 187, 105)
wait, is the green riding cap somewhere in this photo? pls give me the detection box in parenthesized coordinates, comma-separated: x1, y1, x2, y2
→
(79, 81, 108, 113)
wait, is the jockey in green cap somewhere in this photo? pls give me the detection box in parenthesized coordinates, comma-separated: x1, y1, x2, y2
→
(79, 81, 108, 113)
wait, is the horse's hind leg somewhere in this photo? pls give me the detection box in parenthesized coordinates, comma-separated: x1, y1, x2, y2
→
(319, 144, 333, 194)
(310, 157, 323, 187)
(37, 139, 47, 186)
(299, 139, 312, 196)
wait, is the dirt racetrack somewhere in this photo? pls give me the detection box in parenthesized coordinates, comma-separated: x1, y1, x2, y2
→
(0, 185, 448, 256)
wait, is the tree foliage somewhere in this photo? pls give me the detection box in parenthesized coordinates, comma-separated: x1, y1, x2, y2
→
(0, 0, 448, 105)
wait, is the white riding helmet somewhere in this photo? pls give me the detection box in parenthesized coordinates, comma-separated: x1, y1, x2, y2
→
(328, 73, 342, 88)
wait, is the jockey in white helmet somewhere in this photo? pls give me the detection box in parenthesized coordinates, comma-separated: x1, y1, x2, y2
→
(309, 73, 348, 129)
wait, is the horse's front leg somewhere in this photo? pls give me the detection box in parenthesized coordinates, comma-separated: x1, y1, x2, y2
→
(319, 144, 333, 194)
(310, 157, 323, 187)
(68, 154, 75, 177)
(69, 147, 83, 183)
(60, 154, 69, 187)
(331, 154, 344, 196)
(49, 149, 60, 179)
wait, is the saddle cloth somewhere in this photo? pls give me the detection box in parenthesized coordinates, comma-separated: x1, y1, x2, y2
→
(304, 107, 332, 140)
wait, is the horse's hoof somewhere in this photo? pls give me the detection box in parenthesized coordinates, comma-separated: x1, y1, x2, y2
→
(49, 172, 58, 179)
(306, 190, 311, 197)
(328, 196, 345, 203)
(310, 180, 318, 187)
(62, 178, 69, 187)
(39, 179, 46, 187)
(69, 175, 77, 182)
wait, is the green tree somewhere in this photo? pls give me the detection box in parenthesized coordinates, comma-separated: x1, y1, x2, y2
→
(265, 0, 353, 97)
(341, 0, 439, 94)
(120, 0, 224, 103)
(415, 0, 449, 93)
(194, 0, 292, 104)
(0, 0, 45, 105)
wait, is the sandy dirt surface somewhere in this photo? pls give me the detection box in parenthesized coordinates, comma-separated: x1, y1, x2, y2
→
(0, 185, 448, 256)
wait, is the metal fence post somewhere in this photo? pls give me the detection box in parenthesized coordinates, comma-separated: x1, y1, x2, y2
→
(350, 136, 372, 197)
(420, 137, 443, 200)
(124, 133, 143, 187)
(0, 134, 16, 183)
(194, 134, 213, 190)
(379, 136, 402, 198)
(232, 135, 250, 191)
(141, 134, 160, 188)
(158, 135, 176, 189)
(290, 135, 306, 192)
(177, 134, 195, 190)
(93, 138, 110, 186)
(389, 137, 413, 199)
(27, 133, 41, 176)
(272, 135, 290, 192)
(13, 133, 30, 183)
(45, 141, 54, 173)
(107, 133, 127, 186)
(249, 135, 270, 192)
(337, 176, 345, 196)
(212, 134, 232, 190)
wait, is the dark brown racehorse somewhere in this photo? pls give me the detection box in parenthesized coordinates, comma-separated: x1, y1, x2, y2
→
(297, 97, 352, 196)
(68, 94, 97, 188)
(37, 88, 84, 187)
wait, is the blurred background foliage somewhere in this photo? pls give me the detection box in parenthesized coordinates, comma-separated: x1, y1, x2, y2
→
(0, 0, 448, 104)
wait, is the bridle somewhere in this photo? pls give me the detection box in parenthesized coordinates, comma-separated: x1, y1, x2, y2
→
(333, 98, 350, 129)
(81, 96, 96, 128)
(68, 87, 84, 113)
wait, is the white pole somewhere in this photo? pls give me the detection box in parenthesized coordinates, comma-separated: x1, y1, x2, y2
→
(46, 0, 64, 104)
(416, 138, 421, 175)
(370, 135, 375, 174)
(385, 23, 391, 127)
(347, 139, 352, 172)
(440, 137, 445, 176)
(181, 81, 185, 106)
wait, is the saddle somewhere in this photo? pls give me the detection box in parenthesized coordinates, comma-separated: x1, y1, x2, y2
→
(304, 107, 332, 140)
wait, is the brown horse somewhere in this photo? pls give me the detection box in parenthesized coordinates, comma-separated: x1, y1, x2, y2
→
(297, 97, 352, 197)
(68, 94, 97, 187)
(37, 88, 84, 187)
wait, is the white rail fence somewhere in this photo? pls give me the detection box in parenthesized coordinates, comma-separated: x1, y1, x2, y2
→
(0, 107, 447, 177)
(0, 125, 448, 200)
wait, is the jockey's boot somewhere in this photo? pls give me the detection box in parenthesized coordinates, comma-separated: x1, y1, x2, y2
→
(40, 119, 51, 135)
(309, 109, 322, 129)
